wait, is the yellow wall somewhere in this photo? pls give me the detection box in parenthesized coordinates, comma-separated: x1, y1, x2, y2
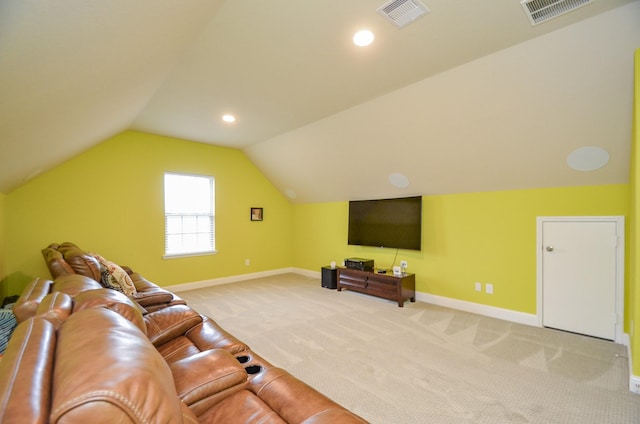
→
(3, 131, 293, 293)
(2, 127, 637, 374)
(629, 48, 640, 377)
(293, 185, 628, 314)
(0, 192, 6, 300)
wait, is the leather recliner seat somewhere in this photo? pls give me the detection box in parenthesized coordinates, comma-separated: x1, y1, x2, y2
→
(3, 275, 368, 423)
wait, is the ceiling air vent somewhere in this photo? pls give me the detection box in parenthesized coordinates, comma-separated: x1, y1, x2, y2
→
(377, 0, 430, 29)
(521, 0, 593, 26)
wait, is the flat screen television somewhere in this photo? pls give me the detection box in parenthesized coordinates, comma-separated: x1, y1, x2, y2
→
(348, 196, 422, 251)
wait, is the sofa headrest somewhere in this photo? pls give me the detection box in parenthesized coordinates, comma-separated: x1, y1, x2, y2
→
(52, 274, 103, 296)
(56, 243, 102, 282)
(41, 247, 75, 278)
(51, 308, 187, 423)
(73, 289, 146, 333)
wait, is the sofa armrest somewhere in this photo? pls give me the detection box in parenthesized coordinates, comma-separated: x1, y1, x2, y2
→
(13, 277, 53, 323)
(187, 316, 250, 355)
(251, 367, 368, 424)
(144, 305, 203, 346)
(170, 349, 247, 414)
(132, 287, 174, 307)
(129, 273, 184, 309)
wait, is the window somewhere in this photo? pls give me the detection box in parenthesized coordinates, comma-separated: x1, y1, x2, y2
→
(164, 172, 215, 257)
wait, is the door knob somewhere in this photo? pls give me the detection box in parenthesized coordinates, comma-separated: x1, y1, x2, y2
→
(546, 246, 554, 252)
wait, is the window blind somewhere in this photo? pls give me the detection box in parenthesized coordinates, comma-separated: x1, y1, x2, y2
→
(164, 172, 215, 256)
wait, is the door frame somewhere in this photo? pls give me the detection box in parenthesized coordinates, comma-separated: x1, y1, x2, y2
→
(536, 216, 625, 343)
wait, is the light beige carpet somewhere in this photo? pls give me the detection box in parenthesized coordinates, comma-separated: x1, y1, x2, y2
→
(177, 273, 640, 423)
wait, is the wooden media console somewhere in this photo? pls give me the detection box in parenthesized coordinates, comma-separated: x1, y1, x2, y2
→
(337, 268, 415, 307)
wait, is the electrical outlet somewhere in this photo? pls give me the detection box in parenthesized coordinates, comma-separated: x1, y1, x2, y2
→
(245, 258, 250, 266)
(475, 282, 482, 292)
(400, 260, 408, 270)
(485, 283, 494, 294)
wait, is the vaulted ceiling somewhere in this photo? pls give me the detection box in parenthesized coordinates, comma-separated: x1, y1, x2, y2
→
(1, 0, 639, 202)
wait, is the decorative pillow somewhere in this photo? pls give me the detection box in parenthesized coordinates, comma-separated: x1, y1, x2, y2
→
(99, 269, 124, 294)
(90, 253, 137, 296)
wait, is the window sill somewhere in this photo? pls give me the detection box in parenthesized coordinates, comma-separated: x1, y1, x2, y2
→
(163, 250, 218, 260)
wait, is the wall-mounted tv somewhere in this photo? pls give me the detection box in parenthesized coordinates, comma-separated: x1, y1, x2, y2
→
(348, 196, 422, 251)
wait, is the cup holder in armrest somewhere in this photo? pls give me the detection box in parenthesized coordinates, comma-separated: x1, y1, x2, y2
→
(245, 365, 262, 375)
(236, 355, 250, 364)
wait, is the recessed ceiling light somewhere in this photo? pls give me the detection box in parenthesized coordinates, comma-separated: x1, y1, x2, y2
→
(285, 188, 297, 199)
(389, 172, 409, 188)
(222, 114, 236, 123)
(567, 146, 609, 171)
(353, 30, 374, 47)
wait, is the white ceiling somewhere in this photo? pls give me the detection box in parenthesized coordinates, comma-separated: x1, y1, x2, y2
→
(1, 0, 639, 202)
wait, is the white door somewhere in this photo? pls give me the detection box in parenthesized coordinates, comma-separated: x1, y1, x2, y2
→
(538, 217, 624, 341)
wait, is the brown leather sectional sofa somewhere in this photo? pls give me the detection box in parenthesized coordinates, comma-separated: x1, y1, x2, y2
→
(0, 243, 368, 423)
(41, 242, 187, 312)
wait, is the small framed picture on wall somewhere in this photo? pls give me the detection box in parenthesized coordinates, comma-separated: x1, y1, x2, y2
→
(250, 207, 263, 221)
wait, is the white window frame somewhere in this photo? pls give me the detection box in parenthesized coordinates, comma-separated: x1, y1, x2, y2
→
(163, 172, 216, 258)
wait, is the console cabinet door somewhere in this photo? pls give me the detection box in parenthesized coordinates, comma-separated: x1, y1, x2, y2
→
(365, 276, 395, 294)
(338, 271, 367, 289)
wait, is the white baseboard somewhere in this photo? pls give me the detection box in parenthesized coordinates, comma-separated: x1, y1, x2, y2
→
(630, 375, 640, 395)
(291, 268, 321, 279)
(416, 292, 539, 327)
(165, 267, 296, 292)
(623, 333, 640, 395)
(168, 268, 536, 326)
